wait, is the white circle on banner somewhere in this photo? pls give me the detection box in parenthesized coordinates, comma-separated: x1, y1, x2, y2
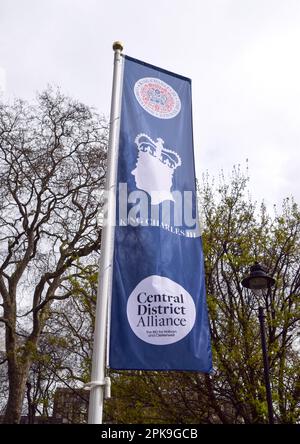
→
(126, 275, 196, 345)
(134, 77, 181, 119)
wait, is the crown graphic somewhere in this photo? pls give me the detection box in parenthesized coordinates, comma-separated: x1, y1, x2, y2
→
(134, 133, 182, 169)
(148, 88, 167, 106)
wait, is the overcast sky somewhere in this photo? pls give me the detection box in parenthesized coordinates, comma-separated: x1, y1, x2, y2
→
(0, 0, 300, 210)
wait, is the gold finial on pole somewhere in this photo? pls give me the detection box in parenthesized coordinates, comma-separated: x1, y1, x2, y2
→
(113, 41, 123, 52)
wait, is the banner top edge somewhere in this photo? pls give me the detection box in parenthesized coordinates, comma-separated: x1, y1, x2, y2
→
(123, 54, 191, 83)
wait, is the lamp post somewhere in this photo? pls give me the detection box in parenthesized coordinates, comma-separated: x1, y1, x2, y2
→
(241, 263, 275, 424)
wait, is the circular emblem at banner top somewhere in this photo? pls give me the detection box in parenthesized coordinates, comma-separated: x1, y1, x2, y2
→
(134, 77, 181, 119)
(126, 275, 196, 345)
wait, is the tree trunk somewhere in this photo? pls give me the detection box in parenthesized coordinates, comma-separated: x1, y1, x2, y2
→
(3, 362, 30, 424)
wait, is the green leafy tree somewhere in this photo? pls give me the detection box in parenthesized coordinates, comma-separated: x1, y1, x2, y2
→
(39, 165, 299, 424)
(104, 167, 300, 423)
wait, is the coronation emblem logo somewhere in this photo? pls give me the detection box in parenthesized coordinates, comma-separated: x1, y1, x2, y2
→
(134, 77, 181, 119)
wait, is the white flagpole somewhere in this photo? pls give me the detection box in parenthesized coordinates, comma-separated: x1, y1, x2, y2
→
(87, 41, 124, 424)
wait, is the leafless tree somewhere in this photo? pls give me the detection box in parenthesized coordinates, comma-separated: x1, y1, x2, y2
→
(0, 88, 107, 423)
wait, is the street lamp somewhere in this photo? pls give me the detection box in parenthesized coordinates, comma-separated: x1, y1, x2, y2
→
(241, 262, 276, 424)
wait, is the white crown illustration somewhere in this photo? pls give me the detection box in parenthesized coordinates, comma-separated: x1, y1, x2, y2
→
(134, 133, 182, 169)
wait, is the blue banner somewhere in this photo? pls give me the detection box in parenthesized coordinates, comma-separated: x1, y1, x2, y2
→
(108, 55, 212, 371)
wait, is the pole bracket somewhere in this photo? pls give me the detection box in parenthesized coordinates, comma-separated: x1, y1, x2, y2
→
(84, 376, 111, 399)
